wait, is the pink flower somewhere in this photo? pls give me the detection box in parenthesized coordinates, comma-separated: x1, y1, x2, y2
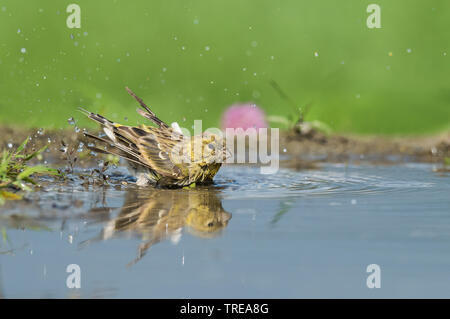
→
(221, 103, 268, 131)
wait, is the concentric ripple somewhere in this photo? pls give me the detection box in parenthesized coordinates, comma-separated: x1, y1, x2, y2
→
(215, 163, 441, 199)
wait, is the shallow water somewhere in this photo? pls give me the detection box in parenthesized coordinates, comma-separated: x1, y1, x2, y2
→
(0, 163, 449, 298)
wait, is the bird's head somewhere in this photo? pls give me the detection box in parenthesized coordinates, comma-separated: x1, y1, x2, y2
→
(189, 132, 231, 165)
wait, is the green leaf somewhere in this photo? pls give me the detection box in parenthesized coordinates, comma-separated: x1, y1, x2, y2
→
(0, 151, 12, 176)
(17, 165, 58, 180)
(22, 144, 49, 161)
(15, 137, 30, 155)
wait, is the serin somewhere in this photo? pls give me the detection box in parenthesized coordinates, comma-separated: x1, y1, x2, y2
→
(80, 87, 229, 187)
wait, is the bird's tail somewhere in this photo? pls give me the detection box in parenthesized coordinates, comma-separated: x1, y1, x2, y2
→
(125, 87, 169, 129)
(78, 107, 155, 171)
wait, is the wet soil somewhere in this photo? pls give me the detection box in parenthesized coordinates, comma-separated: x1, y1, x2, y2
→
(0, 125, 449, 168)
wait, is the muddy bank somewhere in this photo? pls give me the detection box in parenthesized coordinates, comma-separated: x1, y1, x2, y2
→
(281, 128, 450, 164)
(0, 126, 449, 168)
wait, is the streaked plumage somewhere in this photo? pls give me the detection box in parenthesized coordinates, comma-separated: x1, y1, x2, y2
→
(80, 87, 229, 187)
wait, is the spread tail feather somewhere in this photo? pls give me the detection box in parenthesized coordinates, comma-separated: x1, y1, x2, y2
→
(125, 87, 169, 129)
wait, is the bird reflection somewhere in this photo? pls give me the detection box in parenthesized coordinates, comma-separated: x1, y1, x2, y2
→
(82, 188, 231, 266)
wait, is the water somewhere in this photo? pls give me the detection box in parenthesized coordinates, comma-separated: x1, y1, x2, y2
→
(0, 163, 449, 298)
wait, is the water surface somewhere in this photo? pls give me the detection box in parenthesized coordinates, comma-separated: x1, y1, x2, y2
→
(0, 163, 449, 298)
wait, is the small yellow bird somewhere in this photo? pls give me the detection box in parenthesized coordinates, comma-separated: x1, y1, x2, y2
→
(80, 87, 229, 187)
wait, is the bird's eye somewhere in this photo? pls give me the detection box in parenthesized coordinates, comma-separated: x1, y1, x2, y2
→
(207, 222, 214, 227)
(207, 143, 215, 150)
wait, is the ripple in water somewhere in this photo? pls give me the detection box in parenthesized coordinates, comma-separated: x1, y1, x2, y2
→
(216, 164, 436, 199)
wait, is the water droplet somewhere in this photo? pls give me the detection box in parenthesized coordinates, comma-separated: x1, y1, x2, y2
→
(90, 151, 98, 157)
(251, 41, 258, 47)
(270, 56, 275, 60)
(96, 92, 102, 99)
(252, 90, 261, 98)
(314, 51, 319, 57)
(431, 147, 438, 155)
(205, 46, 210, 51)
(17, 28, 21, 34)
(181, 46, 186, 51)
(351, 199, 357, 205)
(7, 143, 13, 148)
(242, 67, 247, 71)
(20, 47, 26, 54)
(116, 58, 121, 63)
(162, 67, 167, 72)
(406, 48, 412, 53)
(283, 148, 287, 153)
(67, 117, 75, 125)
(37, 128, 44, 135)
(193, 18, 199, 24)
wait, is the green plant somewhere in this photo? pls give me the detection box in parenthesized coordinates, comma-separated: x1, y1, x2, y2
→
(267, 80, 332, 134)
(0, 137, 59, 205)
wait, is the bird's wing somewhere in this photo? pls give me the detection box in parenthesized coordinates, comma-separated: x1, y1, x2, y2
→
(81, 107, 184, 179)
(116, 126, 185, 179)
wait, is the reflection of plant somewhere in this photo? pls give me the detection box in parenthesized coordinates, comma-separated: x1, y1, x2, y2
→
(268, 80, 332, 134)
(0, 137, 59, 204)
(0, 227, 13, 255)
(0, 216, 51, 255)
(270, 199, 294, 226)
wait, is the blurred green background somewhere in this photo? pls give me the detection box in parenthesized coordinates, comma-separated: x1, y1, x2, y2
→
(0, 0, 449, 134)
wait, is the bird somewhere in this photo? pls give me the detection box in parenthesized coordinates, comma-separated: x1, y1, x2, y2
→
(80, 87, 230, 187)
